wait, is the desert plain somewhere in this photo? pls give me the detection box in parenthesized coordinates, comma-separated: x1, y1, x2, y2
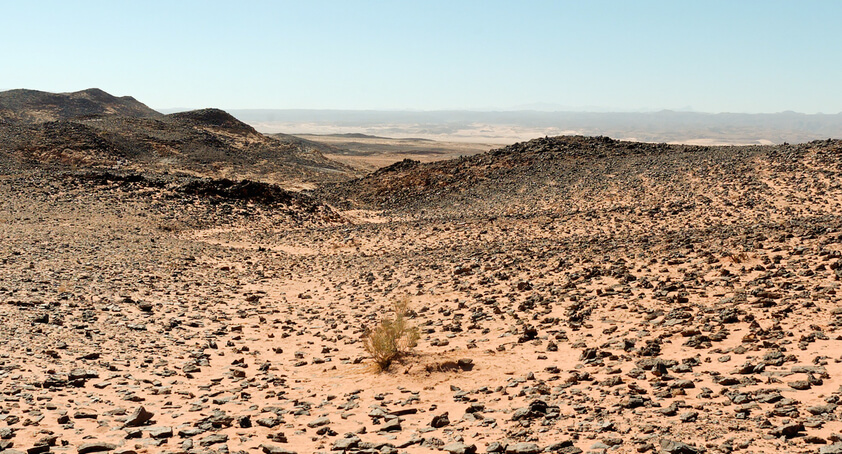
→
(2, 90, 842, 454)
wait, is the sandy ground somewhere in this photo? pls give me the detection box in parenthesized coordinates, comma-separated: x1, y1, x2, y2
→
(257, 123, 782, 147)
(255, 123, 580, 146)
(295, 134, 495, 172)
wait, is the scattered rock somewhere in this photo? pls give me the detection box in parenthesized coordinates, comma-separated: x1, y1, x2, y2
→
(77, 442, 117, 454)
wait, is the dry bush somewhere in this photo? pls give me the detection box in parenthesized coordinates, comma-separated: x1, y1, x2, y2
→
(329, 237, 361, 250)
(158, 220, 186, 233)
(363, 297, 420, 372)
(723, 251, 749, 264)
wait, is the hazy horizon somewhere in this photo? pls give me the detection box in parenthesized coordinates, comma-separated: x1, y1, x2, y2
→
(157, 106, 842, 116)
(219, 108, 842, 146)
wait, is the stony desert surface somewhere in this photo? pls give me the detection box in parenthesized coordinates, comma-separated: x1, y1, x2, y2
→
(4, 91, 842, 454)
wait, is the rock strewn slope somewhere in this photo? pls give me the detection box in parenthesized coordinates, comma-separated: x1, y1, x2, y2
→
(323, 135, 842, 216)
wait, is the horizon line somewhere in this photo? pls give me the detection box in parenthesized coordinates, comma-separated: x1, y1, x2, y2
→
(157, 107, 842, 116)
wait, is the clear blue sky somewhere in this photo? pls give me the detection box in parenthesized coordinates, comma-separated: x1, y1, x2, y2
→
(2, 0, 841, 113)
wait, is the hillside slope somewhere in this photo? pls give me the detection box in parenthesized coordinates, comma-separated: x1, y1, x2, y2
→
(0, 89, 359, 185)
(0, 88, 162, 123)
(323, 135, 842, 220)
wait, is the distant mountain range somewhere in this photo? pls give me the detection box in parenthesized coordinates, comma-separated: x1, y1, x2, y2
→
(225, 109, 842, 145)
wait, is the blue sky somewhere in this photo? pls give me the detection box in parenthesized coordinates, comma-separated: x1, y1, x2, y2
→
(2, 0, 841, 113)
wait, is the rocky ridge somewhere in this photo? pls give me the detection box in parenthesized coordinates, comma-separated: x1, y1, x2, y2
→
(0, 89, 359, 187)
(0, 88, 162, 123)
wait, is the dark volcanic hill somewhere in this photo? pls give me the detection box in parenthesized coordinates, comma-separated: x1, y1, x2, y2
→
(0, 89, 358, 186)
(0, 88, 162, 123)
(322, 135, 842, 219)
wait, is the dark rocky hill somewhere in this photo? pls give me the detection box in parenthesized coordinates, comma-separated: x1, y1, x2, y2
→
(0, 89, 359, 185)
(169, 108, 260, 135)
(0, 88, 162, 123)
(321, 135, 842, 218)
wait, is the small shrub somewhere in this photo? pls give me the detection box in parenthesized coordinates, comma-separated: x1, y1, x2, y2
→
(363, 297, 420, 371)
(723, 251, 749, 264)
(158, 220, 185, 233)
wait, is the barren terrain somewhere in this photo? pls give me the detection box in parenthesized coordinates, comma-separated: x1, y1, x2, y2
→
(3, 90, 842, 454)
(291, 134, 493, 171)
